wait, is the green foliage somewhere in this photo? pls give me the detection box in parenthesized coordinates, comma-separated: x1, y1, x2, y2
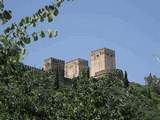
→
(123, 71, 129, 88)
(129, 82, 160, 119)
(111, 69, 129, 88)
(79, 67, 89, 79)
(145, 74, 160, 95)
(0, 0, 12, 24)
(1, 61, 160, 119)
(72, 76, 134, 119)
(1, 0, 65, 67)
(1, 0, 160, 119)
(1, 67, 160, 119)
(112, 69, 124, 80)
(0, 64, 56, 119)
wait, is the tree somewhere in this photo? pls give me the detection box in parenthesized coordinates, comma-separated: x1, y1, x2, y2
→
(79, 67, 90, 79)
(1, 0, 66, 62)
(123, 71, 129, 88)
(145, 74, 160, 95)
(61, 75, 154, 120)
(0, 0, 12, 24)
(0, 0, 70, 119)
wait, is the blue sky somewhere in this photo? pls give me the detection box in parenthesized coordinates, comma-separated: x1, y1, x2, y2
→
(3, 0, 160, 83)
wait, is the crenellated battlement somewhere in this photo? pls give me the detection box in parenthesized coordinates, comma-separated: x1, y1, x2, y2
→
(44, 57, 65, 64)
(66, 58, 88, 64)
(91, 48, 115, 57)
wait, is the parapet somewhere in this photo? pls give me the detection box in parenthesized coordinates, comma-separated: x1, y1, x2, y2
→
(91, 48, 115, 57)
(22, 63, 43, 71)
(44, 57, 65, 63)
(66, 58, 88, 65)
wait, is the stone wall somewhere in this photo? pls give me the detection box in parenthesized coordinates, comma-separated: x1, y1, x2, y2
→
(90, 48, 116, 77)
(65, 58, 89, 79)
(43, 57, 65, 81)
(22, 47, 117, 86)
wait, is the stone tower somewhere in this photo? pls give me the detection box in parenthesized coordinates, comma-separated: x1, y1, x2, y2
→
(90, 48, 116, 77)
(65, 58, 89, 79)
(43, 57, 65, 81)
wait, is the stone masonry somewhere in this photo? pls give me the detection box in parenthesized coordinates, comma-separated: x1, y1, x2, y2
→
(90, 48, 116, 77)
(43, 57, 65, 81)
(65, 58, 89, 79)
(42, 48, 116, 81)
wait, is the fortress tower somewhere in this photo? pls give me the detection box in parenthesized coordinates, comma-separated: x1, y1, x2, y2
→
(43, 57, 65, 81)
(90, 48, 116, 77)
(65, 58, 89, 79)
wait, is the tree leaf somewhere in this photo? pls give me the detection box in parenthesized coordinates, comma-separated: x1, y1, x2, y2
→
(54, 8, 59, 16)
(47, 15, 53, 22)
(23, 38, 31, 44)
(39, 30, 45, 38)
(32, 32, 38, 41)
(3, 10, 12, 20)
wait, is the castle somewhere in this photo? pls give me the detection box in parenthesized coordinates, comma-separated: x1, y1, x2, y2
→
(43, 48, 116, 81)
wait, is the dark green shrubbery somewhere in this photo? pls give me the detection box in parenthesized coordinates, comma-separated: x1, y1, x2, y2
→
(1, 63, 160, 119)
(1, 0, 160, 119)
